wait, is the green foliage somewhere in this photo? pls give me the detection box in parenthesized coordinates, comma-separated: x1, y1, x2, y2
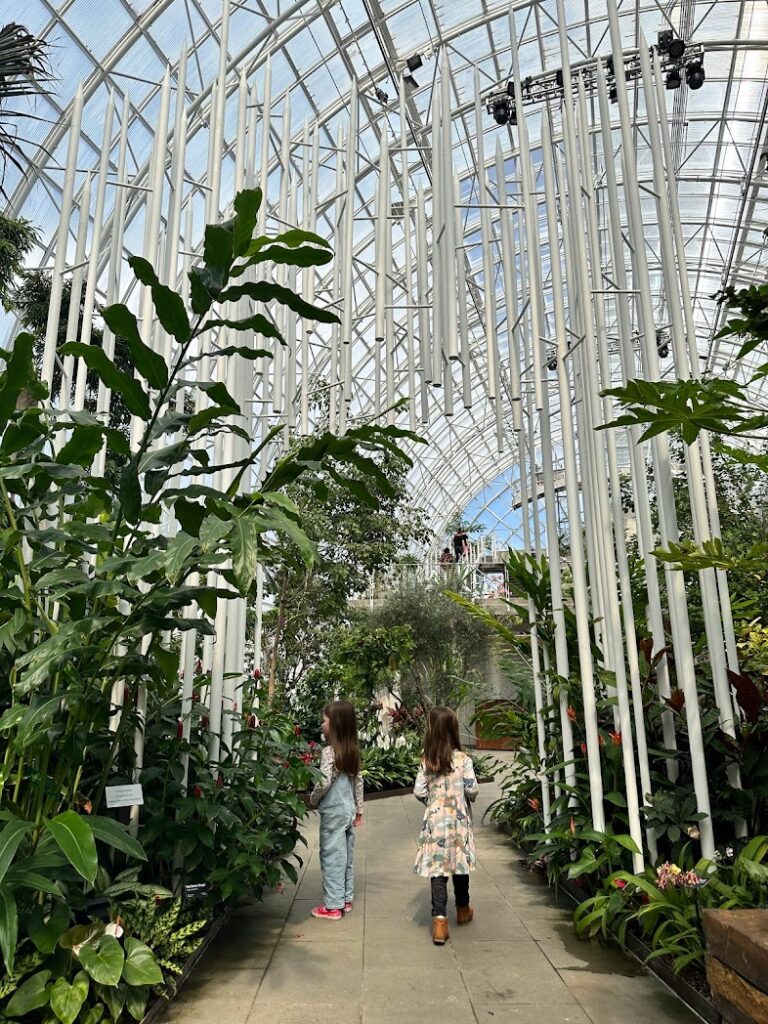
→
(0, 213, 37, 310)
(118, 898, 208, 981)
(0, 24, 51, 185)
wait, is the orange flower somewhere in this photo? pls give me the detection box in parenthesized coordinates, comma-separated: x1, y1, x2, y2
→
(527, 797, 541, 812)
(610, 731, 622, 746)
(567, 706, 577, 722)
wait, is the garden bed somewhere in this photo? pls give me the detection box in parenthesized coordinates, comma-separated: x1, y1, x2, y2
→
(140, 908, 232, 1024)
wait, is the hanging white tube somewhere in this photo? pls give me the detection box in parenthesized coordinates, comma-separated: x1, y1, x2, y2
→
(495, 139, 522, 426)
(472, 68, 499, 401)
(401, 90, 417, 431)
(416, 186, 432, 411)
(42, 84, 84, 393)
(60, 172, 92, 409)
(454, 175, 472, 410)
(439, 49, 458, 361)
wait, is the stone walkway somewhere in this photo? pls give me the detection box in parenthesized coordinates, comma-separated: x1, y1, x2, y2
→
(162, 772, 699, 1024)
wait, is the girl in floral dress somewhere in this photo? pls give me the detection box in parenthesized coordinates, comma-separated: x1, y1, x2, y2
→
(413, 706, 478, 944)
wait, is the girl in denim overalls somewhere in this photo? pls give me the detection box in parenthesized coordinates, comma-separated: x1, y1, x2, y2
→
(309, 701, 364, 920)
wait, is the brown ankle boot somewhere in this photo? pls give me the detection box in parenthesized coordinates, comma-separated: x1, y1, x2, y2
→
(432, 916, 449, 944)
(456, 905, 474, 925)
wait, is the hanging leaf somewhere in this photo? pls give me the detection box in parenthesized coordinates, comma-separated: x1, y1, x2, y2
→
(189, 268, 215, 316)
(124, 983, 150, 1022)
(56, 425, 105, 468)
(0, 885, 18, 972)
(197, 381, 240, 414)
(77, 934, 124, 987)
(230, 515, 259, 595)
(218, 280, 340, 325)
(128, 257, 192, 343)
(245, 244, 333, 268)
(87, 816, 147, 862)
(59, 343, 151, 420)
(119, 462, 142, 524)
(232, 187, 263, 256)
(201, 315, 283, 343)
(245, 227, 330, 254)
(50, 973, 89, 1024)
(122, 937, 163, 986)
(0, 819, 31, 884)
(204, 222, 234, 271)
(164, 532, 198, 585)
(0, 334, 43, 431)
(102, 304, 169, 389)
(44, 811, 98, 883)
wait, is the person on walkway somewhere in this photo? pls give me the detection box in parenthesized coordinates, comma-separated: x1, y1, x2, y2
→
(309, 700, 364, 920)
(452, 527, 469, 562)
(439, 547, 453, 567)
(413, 706, 478, 945)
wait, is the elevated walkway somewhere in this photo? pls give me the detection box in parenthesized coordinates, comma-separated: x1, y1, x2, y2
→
(162, 766, 698, 1024)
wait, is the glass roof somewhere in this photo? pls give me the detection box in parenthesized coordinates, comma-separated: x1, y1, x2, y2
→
(2, 0, 767, 537)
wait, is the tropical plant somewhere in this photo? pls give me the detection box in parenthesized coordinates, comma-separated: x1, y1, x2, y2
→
(0, 212, 37, 309)
(0, 23, 51, 185)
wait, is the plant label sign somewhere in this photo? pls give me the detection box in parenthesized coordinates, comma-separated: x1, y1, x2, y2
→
(105, 784, 144, 808)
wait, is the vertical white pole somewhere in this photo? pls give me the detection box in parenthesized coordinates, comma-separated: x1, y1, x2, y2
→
(439, 49, 458, 361)
(330, 123, 344, 432)
(42, 84, 84, 392)
(454, 176, 473, 410)
(415, 186, 432, 407)
(542, 110, 604, 833)
(60, 172, 92, 407)
(401, 92, 417, 431)
(473, 69, 499, 401)
(496, 140, 521, 426)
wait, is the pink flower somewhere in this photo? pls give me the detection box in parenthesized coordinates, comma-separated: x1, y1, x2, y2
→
(275, 882, 285, 895)
(612, 878, 627, 890)
(527, 797, 541, 812)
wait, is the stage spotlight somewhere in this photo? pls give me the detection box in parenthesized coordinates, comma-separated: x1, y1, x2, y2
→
(506, 80, 515, 97)
(657, 30, 673, 53)
(668, 37, 686, 60)
(665, 67, 682, 90)
(403, 73, 418, 88)
(686, 60, 705, 89)
(406, 54, 423, 72)
(492, 98, 511, 125)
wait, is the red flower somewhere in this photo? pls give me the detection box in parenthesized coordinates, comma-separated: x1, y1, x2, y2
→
(573, 876, 585, 887)
(248, 714, 257, 728)
(642, 893, 650, 904)
(253, 668, 262, 680)
(176, 720, 184, 740)
(527, 797, 541, 812)
(123, 687, 131, 703)
(612, 878, 627, 889)
(308, 740, 318, 749)
(667, 689, 685, 712)
(610, 731, 622, 747)
(193, 786, 202, 799)
(580, 742, 587, 754)
(201, 716, 209, 729)
(567, 706, 577, 723)
(294, 725, 301, 737)
(216, 776, 224, 789)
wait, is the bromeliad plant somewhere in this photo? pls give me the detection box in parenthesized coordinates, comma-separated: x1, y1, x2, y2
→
(0, 186, 423, 1005)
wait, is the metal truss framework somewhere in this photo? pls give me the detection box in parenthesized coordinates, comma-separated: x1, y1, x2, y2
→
(2, 0, 768, 538)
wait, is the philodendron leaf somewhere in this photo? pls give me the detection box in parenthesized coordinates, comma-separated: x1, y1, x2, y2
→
(0, 885, 18, 973)
(78, 933, 124, 987)
(230, 515, 259, 595)
(44, 811, 98, 884)
(0, 819, 31, 884)
(50, 972, 89, 1024)
(59, 343, 151, 420)
(5, 969, 52, 1016)
(28, 903, 70, 954)
(124, 983, 150, 1022)
(102, 304, 169, 389)
(122, 937, 163, 986)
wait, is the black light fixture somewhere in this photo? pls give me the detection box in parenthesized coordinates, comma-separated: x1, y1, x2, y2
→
(406, 54, 423, 72)
(403, 73, 418, 88)
(523, 75, 533, 96)
(657, 30, 673, 53)
(605, 54, 615, 76)
(669, 37, 686, 60)
(547, 352, 557, 372)
(686, 59, 705, 89)
(375, 86, 389, 105)
(492, 97, 511, 125)
(665, 67, 682, 90)
(656, 329, 670, 359)
(555, 68, 564, 88)
(609, 83, 618, 103)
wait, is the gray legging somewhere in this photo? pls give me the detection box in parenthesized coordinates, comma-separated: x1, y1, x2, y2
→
(431, 874, 470, 917)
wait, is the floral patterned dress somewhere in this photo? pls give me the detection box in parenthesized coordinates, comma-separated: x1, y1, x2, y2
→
(413, 751, 479, 878)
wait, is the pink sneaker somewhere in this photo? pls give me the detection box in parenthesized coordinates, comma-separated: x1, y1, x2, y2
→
(311, 906, 342, 920)
(343, 902, 353, 914)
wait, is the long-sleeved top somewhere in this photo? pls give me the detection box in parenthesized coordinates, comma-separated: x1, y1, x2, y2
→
(413, 751, 478, 877)
(309, 745, 364, 816)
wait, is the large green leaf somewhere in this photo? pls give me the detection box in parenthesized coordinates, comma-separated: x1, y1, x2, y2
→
(0, 885, 18, 973)
(87, 816, 147, 862)
(0, 333, 40, 431)
(59, 343, 151, 420)
(50, 973, 89, 1024)
(204, 222, 234, 270)
(164, 532, 198, 585)
(5, 970, 51, 1016)
(78, 934, 124, 987)
(201, 315, 283, 343)
(56, 425, 106, 468)
(28, 904, 70, 954)
(0, 819, 31, 884)
(95, 981, 124, 1020)
(44, 811, 98, 884)
(122, 937, 163, 986)
(119, 461, 142, 524)
(129, 257, 192, 343)
(197, 380, 240, 413)
(232, 187, 263, 256)
(246, 244, 333, 268)
(102, 304, 169, 389)
(218, 280, 340, 324)
(125, 984, 150, 1021)
(245, 227, 330, 254)
(230, 515, 259, 595)
(4, 867, 63, 897)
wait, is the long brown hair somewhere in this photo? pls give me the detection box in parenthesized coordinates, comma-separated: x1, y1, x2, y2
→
(324, 700, 361, 776)
(423, 706, 462, 774)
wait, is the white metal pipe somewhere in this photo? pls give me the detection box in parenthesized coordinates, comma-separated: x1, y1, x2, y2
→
(60, 172, 92, 409)
(41, 83, 84, 392)
(473, 67, 499, 401)
(401, 91, 417, 432)
(496, 140, 522, 424)
(416, 186, 432, 396)
(439, 49, 458, 362)
(454, 175, 472, 410)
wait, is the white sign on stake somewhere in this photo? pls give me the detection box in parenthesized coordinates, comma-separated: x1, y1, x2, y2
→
(105, 784, 144, 809)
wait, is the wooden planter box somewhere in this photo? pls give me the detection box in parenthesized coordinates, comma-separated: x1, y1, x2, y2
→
(703, 909, 768, 1024)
